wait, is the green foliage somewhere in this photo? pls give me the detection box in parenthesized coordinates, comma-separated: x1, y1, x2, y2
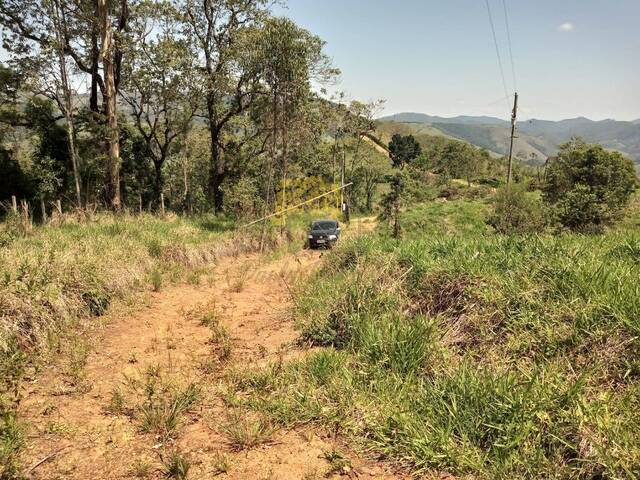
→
(237, 200, 640, 479)
(161, 450, 191, 479)
(543, 140, 638, 232)
(0, 410, 23, 480)
(388, 133, 421, 169)
(487, 183, 547, 234)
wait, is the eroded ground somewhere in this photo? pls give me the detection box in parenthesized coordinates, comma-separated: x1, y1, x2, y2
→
(18, 218, 401, 479)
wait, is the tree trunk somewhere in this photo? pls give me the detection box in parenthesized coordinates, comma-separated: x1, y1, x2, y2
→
(52, 0, 82, 209)
(393, 200, 400, 238)
(98, 0, 121, 211)
(153, 159, 164, 209)
(90, 30, 100, 113)
(366, 182, 374, 212)
(206, 98, 224, 213)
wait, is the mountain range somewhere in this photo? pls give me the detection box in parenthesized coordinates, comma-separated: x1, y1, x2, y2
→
(378, 112, 640, 165)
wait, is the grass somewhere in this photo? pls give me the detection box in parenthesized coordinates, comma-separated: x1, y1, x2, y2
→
(161, 449, 191, 479)
(136, 372, 200, 439)
(396, 198, 493, 238)
(0, 205, 328, 476)
(185, 302, 232, 365)
(0, 213, 238, 363)
(128, 458, 153, 478)
(0, 410, 23, 479)
(221, 409, 274, 451)
(103, 365, 200, 440)
(233, 198, 640, 479)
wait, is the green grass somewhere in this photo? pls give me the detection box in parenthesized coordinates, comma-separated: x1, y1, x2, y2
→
(234, 199, 640, 479)
(398, 199, 494, 237)
(0, 213, 236, 358)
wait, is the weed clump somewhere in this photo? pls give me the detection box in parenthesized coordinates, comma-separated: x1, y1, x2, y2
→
(221, 409, 274, 451)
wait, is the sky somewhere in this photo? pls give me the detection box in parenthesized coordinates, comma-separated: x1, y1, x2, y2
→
(273, 0, 640, 121)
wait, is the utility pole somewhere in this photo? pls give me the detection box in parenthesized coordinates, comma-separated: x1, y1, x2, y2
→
(507, 92, 518, 187)
(340, 149, 345, 207)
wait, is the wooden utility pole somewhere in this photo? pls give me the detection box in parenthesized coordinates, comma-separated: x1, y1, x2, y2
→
(506, 92, 518, 187)
(340, 150, 345, 207)
(506, 92, 518, 186)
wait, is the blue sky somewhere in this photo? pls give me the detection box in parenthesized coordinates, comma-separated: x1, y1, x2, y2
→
(273, 0, 640, 121)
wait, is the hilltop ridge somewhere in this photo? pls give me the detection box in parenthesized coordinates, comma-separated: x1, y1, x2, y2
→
(378, 112, 640, 163)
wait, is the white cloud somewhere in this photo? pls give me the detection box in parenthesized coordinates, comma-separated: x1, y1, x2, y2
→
(558, 22, 575, 32)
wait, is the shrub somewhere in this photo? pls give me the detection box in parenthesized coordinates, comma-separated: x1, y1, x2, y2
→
(487, 183, 547, 234)
(543, 140, 638, 232)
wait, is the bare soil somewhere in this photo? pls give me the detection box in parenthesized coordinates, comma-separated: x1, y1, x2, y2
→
(18, 217, 403, 479)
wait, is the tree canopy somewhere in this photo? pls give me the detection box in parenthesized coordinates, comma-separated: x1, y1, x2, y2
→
(543, 139, 638, 231)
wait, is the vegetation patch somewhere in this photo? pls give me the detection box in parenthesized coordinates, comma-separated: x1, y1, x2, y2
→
(236, 200, 640, 479)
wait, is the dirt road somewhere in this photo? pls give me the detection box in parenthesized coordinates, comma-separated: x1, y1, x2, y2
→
(19, 217, 398, 479)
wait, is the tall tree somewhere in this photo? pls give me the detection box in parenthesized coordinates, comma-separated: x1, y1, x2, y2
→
(98, 0, 122, 209)
(122, 0, 200, 206)
(0, 0, 132, 209)
(49, 0, 82, 207)
(257, 17, 338, 219)
(385, 133, 421, 237)
(181, 0, 268, 213)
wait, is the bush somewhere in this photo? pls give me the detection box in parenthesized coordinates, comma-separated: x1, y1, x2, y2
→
(487, 183, 546, 234)
(543, 140, 638, 232)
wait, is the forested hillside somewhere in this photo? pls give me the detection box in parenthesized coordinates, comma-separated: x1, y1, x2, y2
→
(379, 113, 640, 164)
(0, 1, 390, 219)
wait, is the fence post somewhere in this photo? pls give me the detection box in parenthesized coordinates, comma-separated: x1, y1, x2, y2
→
(11, 195, 17, 214)
(40, 198, 47, 223)
(139, 194, 143, 214)
(160, 193, 165, 216)
(56, 199, 62, 215)
(20, 199, 31, 230)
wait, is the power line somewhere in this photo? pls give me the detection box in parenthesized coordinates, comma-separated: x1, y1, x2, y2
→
(484, 0, 510, 111)
(502, 0, 517, 92)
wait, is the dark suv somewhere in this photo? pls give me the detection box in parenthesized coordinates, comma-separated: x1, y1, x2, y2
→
(308, 219, 340, 249)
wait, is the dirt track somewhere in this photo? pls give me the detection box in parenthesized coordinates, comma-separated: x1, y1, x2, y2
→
(19, 217, 401, 479)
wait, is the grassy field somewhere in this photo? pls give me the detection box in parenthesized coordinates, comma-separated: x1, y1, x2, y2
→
(233, 198, 640, 479)
(0, 207, 337, 476)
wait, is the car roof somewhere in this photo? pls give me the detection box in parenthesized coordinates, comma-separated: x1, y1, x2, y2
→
(312, 219, 337, 224)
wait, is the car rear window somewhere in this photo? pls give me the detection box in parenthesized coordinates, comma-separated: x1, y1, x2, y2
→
(312, 221, 337, 230)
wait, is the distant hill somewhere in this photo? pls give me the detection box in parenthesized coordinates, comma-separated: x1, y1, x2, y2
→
(378, 113, 640, 164)
(379, 112, 507, 126)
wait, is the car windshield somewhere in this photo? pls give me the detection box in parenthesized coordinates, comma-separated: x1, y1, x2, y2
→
(311, 221, 336, 231)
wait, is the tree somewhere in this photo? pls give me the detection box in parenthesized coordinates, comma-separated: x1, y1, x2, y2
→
(122, 1, 200, 206)
(388, 133, 421, 169)
(0, 0, 131, 209)
(257, 16, 337, 221)
(384, 134, 421, 237)
(351, 144, 390, 212)
(181, 0, 268, 213)
(488, 183, 546, 234)
(48, 0, 82, 207)
(543, 139, 638, 232)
